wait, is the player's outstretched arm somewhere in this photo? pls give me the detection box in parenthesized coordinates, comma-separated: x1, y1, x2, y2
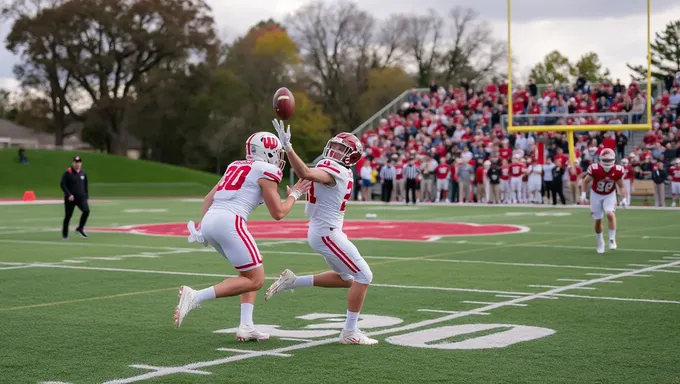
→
(272, 119, 335, 186)
(580, 174, 592, 202)
(616, 178, 628, 206)
(259, 178, 311, 221)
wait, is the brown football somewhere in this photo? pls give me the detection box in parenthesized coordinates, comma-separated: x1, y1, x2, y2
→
(273, 87, 295, 120)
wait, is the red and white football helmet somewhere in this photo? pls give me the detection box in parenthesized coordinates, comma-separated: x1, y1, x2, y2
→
(246, 132, 285, 170)
(599, 148, 616, 172)
(322, 132, 363, 167)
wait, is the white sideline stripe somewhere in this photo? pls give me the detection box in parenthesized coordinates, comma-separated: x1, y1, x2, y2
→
(216, 348, 291, 357)
(128, 365, 211, 375)
(40, 381, 73, 384)
(550, 293, 680, 305)
(279, 337, 313, 342)
(656, 269, 680, 274)
(514, 244, 679, 254)
(586, 273, 612, 276)
(0, 238, 646, 273)
(417, 309, 490, 315)
(100, 260, 680, 384)
(62, 260, 87, 264)
(662, 256, 680, 260)
(529, 285, 596, 291)
(24, 263, 535, 296)
(628, 264, 652, 267)
(359, 255, 635, 272)
(648, 260, 680, 264)
(462, 300, 527, 307)
(0, 238, 673, 273)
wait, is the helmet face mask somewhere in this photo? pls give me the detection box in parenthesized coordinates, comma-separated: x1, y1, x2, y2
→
(323, 133, 362, 166)
(600, 148, 616, 172)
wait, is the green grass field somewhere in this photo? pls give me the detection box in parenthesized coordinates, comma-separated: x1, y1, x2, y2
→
(1, 200, 679, 384)
(0, 149, 218, 198)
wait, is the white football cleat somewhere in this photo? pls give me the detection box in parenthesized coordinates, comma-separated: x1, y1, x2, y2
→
(236, 325, 270, 342)
(264, 269, 296, 301)
(596, 242, 605, 254)
(339, 329, 378, 345)
(609, 239, 617, 250)
(174, 285, 200, 328)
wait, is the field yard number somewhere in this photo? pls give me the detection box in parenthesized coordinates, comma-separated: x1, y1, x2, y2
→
(214, 313, 403, 338)
(215, 314, 555, 350)
(386, 324, 555, 350)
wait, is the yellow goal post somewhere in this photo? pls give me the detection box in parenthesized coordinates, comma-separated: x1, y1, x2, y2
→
(506, 0, 653, 166)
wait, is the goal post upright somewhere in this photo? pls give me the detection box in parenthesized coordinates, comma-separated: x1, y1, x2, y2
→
(505, 0, 653, 166)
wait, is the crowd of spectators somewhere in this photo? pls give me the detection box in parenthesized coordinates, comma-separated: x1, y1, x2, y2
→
(352, 71, 680, 205)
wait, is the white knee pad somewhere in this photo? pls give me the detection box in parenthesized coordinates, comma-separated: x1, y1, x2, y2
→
(355, 267, 373, 285)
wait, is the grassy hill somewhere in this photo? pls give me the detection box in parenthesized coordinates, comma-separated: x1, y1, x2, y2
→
(0, 149, 220, 198)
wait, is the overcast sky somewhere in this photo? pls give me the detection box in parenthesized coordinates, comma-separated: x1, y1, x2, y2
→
(1, 0, 679, 92)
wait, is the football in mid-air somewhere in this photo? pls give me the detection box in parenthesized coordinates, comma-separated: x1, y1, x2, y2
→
(273, 87, 295, 120)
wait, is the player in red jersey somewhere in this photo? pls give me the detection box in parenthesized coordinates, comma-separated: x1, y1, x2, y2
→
(580, 148, 627, 254)
(435, 157, 450, 202)
(620, 158, 635, 206)
(509, 155, 526, 203)
(669, 158, 680, 207)
(500, 159, 510, 203)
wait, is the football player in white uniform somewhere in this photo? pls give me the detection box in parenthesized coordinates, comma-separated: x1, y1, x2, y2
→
(174, 132, 311, 342)
(527, 162, 543, 204)
(265, 120, 378, 345)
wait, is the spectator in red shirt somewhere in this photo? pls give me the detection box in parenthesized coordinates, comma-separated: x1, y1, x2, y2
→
(567, 161, 582, 204)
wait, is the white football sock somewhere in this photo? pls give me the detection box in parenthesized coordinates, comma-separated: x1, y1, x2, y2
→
(240, 303, 254, 327)
(343, 310, 360, 332)
(608, 229, 616, 240)
(596, 232, 604, 243)
(293, 275, 314, 288)
(196, 287, 216, 304)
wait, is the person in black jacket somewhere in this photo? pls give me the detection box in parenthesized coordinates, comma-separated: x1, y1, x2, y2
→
(651, 162, 668, 207)
(551, 158, 567, 205)
(61, 156, 90, 239)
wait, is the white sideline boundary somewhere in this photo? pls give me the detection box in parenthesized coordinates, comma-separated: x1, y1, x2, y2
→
(1, 239, 670, 273)
(5, 262, 679, 306)
(95, 260, 680, 384)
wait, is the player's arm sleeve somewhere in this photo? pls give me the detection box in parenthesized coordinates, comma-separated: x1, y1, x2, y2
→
(60, 172, 72, 197)
(314, 160, 346, 182)
(260, 166, 283, 184)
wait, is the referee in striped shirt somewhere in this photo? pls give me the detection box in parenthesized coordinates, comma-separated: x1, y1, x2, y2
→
(380, 160, 397, 202)
(403, 157, 420, 204)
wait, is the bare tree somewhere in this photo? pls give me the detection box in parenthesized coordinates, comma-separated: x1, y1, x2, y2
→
(286, 1, 380, 132)
(440, 6, 507, 85)
(371, 14, 408, 68)
(401, 9, 444, 87)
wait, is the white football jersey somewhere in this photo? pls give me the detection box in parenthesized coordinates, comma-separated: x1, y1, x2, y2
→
(305, 159, 353, 230)
(529, 164, 542, 178)
(209, 159, 282, 219)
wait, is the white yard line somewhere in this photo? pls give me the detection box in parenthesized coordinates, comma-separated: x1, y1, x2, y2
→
(417, 309, 490, 316)
(529, 285, 596, 291)
(98, 259, 680, 384)
(0, 264, 36, 271)
(462, 300, 527, 307)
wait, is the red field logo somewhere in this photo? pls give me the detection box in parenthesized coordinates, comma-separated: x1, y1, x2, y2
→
(90, 220, 528, 241)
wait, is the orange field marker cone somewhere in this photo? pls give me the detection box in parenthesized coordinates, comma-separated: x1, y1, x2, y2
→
(22, 191, 36, 202)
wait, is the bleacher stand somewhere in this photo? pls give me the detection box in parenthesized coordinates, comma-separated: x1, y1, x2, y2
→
(356, 75, 680, 206)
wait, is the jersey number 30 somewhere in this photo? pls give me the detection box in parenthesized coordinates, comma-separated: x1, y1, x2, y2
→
(307, 181, 353, 211)
(217, 165, 251, 191)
